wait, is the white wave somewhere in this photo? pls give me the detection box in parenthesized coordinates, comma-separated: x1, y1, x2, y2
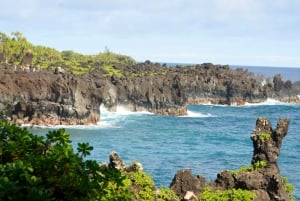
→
(180, 110, 215, 118)
(115, 105, 153, 116)
(244, 98, 289, 106)
(22, 121, 115, 130)
(115, 105, 137, 115)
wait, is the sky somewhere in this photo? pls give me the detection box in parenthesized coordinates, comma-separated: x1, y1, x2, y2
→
(1, 0, 300, 67)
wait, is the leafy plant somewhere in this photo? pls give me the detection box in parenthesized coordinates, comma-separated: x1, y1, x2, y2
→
(231, 160, 267, 176)
(198, 187, 255, 201)
(259, 133, 271, 141)
(252, 160, 267, 170)
(282, 176, 296, 201)
(127, 171, 156, 201)
(0, 120, 132, 201)
(157, 186, 179, 201)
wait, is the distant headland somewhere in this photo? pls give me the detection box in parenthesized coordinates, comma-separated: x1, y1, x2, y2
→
(1, 32, 300, 125)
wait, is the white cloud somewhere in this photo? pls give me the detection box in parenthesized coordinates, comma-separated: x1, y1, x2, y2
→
(1, 0, 299, 66)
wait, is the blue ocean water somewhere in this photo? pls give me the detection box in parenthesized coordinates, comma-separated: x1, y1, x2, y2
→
(30, 101, 300, 200)
(231, 65, 300, 82)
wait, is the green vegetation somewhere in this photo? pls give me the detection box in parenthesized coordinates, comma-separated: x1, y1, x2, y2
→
(231, 160, 267, 176)
(198, 187, 255, 201)
(0, 120, 132, 201)
(157, 187, 179, 201)
(282, 176, 296, 201)
(127, 171, 156, 200)
(0, 32, 136, 74)
(259, 133, 271, 141)
(96, 47, 136, 66)
(0, 32, 32, 65)
(103, 65, 123, 77)
(0, 120, 178, 201)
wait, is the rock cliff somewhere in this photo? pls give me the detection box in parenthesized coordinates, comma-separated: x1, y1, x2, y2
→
(1, 60, 299, 125)
(0, 65, 100, 125)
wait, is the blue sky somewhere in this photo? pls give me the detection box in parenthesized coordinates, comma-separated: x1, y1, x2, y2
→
(1, 0, 300, 67)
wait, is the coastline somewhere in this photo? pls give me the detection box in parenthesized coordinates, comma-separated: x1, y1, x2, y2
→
(15, 98, 300, 127)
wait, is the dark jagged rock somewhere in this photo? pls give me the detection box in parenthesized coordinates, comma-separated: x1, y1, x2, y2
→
(108, 151, 143, 172)
(170, 169, 205, 198)
(0, 67, 100, 125)
(170, 117, 293, 201)
(108, 151, 127, 171)
(214, 170, 235, 190)
(251, 117, 289, 170)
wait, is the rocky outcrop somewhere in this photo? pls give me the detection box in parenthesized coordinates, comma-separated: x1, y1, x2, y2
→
(170, 169, 205, 198)
(1, 59, 300, 125)
(170, 117, 293, 201)
(98, 117, 292, 201)
(0, 66, 100, 125)
(105, 151, 144, 172)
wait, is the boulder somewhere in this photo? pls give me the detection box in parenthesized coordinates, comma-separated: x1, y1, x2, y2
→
(170, 169, 205, 198)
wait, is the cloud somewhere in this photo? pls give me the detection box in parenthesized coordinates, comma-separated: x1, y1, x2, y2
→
(1, 0, 299, 66)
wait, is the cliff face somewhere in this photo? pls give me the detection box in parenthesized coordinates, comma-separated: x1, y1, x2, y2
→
(0, 61, 299, 125)
(0, 63, 187, 125)
(170, 117, 292, 201)
(87, 68, 187, 116)
(0, 66, 100, 125)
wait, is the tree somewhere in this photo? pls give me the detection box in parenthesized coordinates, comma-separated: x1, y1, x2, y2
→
(0, 32, 32, 64)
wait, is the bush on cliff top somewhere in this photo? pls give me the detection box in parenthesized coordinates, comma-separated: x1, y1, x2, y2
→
(0, 31, 136, 74)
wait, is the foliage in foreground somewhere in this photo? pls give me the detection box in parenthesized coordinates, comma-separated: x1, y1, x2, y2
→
(0, 120, 132, 201)
(0, 120, 179, 201)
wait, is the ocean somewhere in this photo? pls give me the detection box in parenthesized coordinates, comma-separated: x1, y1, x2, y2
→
(231, 65, 300, 82)
(30, 101, 300, 200)
(28, 66, 300, 199)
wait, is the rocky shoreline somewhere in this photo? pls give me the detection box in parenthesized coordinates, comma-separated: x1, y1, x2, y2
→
(103, 117, 294, 201)
(0, 61, 300, 126)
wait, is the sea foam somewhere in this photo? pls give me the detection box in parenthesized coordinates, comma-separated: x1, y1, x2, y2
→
(244, 98, 291, 106)
(180, 110, 215, 118)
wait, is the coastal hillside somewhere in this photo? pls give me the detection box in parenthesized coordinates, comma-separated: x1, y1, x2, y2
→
(0, 32, 299, 125)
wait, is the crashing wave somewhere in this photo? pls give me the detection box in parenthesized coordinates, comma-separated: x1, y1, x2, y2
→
(180, 110, 215, 118)
(244, 98, 290, 106)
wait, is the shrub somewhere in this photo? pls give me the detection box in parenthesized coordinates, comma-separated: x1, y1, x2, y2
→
(282, 176, 296, 201)
(157, 187, 179, 201)
(127, 171, 156, 201)
(259, 133, 271, 141)
(0, 120, 132, 201)
(198, 187, 255, 201)
(231, 160, 267, 176)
